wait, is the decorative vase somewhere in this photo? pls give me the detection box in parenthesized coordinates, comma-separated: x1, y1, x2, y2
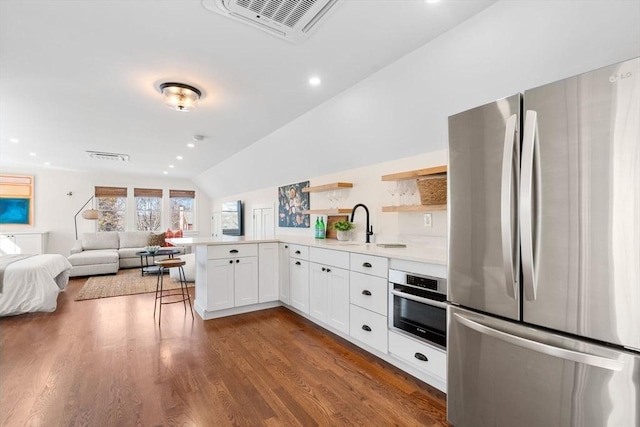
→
(337, 230, 350, 241)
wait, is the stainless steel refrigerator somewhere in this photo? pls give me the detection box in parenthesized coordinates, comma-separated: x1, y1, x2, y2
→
(447, 57, 640, 427)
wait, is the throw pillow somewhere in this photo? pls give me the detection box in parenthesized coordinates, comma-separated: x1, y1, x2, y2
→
(148, 232, 166, 247)
(165, 228, 175, 246)
(174, 229, 183, 238)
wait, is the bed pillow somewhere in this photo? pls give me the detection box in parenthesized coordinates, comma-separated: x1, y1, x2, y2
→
(147, 232, 166, 247)
(118, 231, 151, 248)
(81, 232, 119, 250)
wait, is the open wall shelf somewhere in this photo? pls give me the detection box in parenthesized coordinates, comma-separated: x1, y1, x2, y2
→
(302, 182, 353, 193)
(303, 209, 352, 215)
(381, 204, 447, 212)
(381, 165, 447, 181)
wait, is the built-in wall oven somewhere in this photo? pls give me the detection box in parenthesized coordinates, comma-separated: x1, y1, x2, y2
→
(389, 269, 447, 349)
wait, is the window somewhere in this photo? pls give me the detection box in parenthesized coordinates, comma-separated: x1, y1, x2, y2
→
(135, 188, 162, 231)
(170, 190, 195, 231)
(95, 186, 127, 232)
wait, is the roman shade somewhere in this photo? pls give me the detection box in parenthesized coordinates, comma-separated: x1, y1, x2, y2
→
(134, 188, 162, 198)
(95, 186, 127, 197)
(169, 190, 195, 198)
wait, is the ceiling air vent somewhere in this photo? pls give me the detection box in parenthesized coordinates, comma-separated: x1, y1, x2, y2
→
(201, 0, 340, 43)
(86, 151, 130, 162)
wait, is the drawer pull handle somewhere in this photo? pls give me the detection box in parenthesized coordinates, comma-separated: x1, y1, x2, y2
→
(229, 260, 233, 264)
(236, 259, 240, 263)
(295, 250, 301, 255)
(361, 325, 372, 332)
(414, 352, 428, 362)
(295, 261, 301, 266)
(322, 267, 326, 272)
(362, 290, 372, 296)
(229, 249, 239, 254)
(362, 262, 372, 268)
(285, 245, 289, 248)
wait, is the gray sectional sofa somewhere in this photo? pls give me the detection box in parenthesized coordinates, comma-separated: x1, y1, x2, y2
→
(68, 231, 184, 277)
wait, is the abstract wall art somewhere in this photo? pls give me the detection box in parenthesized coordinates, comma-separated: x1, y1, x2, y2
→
(278, 181, 310, 228)
(0, 175, 34, 225)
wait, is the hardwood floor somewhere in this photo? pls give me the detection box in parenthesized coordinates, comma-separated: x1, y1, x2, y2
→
(0, 277, 449, 426)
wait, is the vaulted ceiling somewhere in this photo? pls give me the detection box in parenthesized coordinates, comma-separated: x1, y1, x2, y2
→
(0, 0, 495, 180)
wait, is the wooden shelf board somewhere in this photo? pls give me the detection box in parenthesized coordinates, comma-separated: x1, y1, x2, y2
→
(302, 182, 353, 193)
(381, 204, 447, 212)
(381, 165, 447, 181)
(303, 209, 353, 215)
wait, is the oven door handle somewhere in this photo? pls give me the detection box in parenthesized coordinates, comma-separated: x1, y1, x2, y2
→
(390, 290, 448, 309)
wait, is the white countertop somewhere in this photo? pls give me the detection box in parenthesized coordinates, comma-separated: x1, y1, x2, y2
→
(167, 235, 446, 265)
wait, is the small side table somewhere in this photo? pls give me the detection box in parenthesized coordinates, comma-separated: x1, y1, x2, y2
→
(135, 248, 181, 276)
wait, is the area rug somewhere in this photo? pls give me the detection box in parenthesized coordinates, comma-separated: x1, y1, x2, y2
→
(75, 268, 193, 301)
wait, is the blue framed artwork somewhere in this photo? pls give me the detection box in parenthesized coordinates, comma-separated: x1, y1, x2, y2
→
(0, 174, 34, 225)
(278, 181, 310, 228)
(0, 198, 30, 224)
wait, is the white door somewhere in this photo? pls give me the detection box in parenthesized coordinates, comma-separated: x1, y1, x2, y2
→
(252, 205, 275, 239)
(211, 212, 222, 238)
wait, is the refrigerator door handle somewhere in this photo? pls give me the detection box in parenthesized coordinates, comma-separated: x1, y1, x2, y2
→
(501, 114, 518, 299)
(453, 313, 624, 371)
(521, 110, 539, 300)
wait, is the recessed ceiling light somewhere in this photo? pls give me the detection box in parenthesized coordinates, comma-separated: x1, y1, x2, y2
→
(425, 0, 440, 3)
(10, 138, 19, 143)
(187, 143, 195, 148)
(309, 76, 321, 87)
(169, 165, 174, 168)
(29, 152, 36, 156)
(176, 156, 183, 160)
(163, 171, 168, 175)
(44, 162, 51, 166)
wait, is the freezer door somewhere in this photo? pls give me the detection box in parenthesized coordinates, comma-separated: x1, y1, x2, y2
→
(448, 306, 640, 427)
(448, 94, 521, 320)
(521, 57, 640, 350)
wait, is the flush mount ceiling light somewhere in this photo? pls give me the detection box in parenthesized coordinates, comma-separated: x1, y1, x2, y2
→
(159, 82, 202, 112)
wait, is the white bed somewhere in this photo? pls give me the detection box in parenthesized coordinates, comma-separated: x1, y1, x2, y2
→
(0, 254, 72, 316)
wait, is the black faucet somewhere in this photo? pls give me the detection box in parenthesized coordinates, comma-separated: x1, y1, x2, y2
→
(350, 203, 374, 244)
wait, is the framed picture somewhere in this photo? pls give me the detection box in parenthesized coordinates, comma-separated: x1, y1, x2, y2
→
(278, 181, 310, 228)
(0, 175, 34, 225)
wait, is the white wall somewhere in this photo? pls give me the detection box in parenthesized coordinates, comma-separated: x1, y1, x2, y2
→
(194, 0, 640, 199)
(0, 167, 211, 256)
(213, 150, 448, 244)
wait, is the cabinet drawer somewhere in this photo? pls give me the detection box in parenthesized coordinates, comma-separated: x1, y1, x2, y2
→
(349, 272, 388, 316)
(349, 305, 388, 354)
(350, 253, 388, 278)
(389, 331, 446, 381)
(309, 247, 349, 269)
(288, 244, 309, 260)
(208, 243, 258, 259)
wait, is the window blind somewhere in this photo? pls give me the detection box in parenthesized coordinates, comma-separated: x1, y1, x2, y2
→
(95, 186, 127, 197)
(169, 190, 195, 198)
(134, 188, 162, 198)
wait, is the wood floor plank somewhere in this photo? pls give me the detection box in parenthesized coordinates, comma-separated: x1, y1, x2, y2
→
(0, 276, 449, 426)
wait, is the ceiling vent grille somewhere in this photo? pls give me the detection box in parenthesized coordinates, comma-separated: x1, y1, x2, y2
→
(201, 0, 340, 43)
(86, 151, 130, 162)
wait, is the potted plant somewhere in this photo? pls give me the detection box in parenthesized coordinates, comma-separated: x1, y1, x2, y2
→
(333, 220, 354, 241)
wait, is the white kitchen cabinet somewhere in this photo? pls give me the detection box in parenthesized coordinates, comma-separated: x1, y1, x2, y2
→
(349, 271, 387, 316)
(0, 232, 48, 255)
(207, 259, 236, 311)
(278, 243, 290, 304)
(389, 331, 446, 383)
(309, 248, 350, 334)
(289, 258, 309, 314)
(258, 243, 279, 303)
(204, 244, 258, 311)
(349, 304, 388, 353)
(234, 257, 259, 307)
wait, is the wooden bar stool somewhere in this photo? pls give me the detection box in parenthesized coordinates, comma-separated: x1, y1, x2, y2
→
(153, 258, 194, 325)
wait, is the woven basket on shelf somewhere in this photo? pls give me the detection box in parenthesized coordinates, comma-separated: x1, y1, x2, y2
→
(417, 174, 447, 205)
